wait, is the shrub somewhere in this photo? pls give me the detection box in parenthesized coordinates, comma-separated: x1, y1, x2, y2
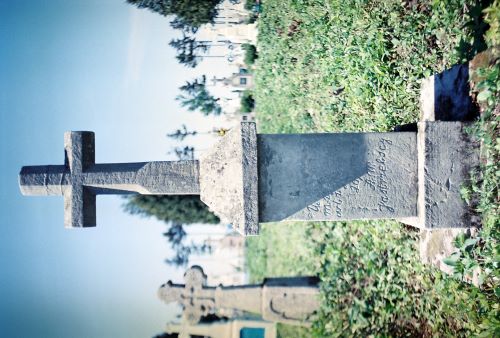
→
(240, 90, 255, 112)
(242, 43, 258, 66)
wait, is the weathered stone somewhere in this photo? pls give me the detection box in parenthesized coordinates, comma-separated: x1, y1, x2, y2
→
(158, 266, 320, 326)
(165, 319, 277, 338)
(19, 131, 200, 228)
(416, 121, 479, 229)
(199, 122, 259, 236)
(19, 121, 479, 235)
(258, 132, 418, 222)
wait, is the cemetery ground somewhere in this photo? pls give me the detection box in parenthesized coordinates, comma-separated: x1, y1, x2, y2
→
(246, 0, 499, 337)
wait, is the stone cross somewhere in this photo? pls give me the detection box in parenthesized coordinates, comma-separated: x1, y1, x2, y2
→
(19, 121, 477, 234)
(19, 131, 199, 228)
(158, 265, 320, 326)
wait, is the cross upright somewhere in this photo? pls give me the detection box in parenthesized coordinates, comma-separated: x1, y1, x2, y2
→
(19, 131, 200, 228)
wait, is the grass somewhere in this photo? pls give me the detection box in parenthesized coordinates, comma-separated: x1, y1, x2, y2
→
(247, 0, 499, 336)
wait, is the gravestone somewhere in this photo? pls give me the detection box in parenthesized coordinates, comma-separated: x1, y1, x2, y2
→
(165, 318, 276, 338)
(158, 266, 319, 326)
(19, 120, 477, 234)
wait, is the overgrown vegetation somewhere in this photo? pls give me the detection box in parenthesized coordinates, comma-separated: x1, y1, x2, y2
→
(248, 0, 499, 336)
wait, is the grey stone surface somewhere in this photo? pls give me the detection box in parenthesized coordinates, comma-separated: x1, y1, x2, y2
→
(258, 132, 418, 222)
(417, 121, 479, 228)
(199, 122, 259, 236)
(158, 266, 320, 326)
(19, 131, 200, 228)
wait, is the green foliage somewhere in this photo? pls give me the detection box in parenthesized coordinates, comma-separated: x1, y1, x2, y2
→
(248, 0, 500, 336)
(245, 222, 316, 283)
(276, 323, 311, 338)
(126, 0, 223, 31)
(484, 0, 500, 46)
(124, 195, 219, 266)
(240, 90, 255, 112)
(244, 0, 257, 11)
(311, 221, 482, 337)
(124, 195, 219, 225)
(446, 7, 499, 333)
(177, 75, 222, 115)
(242, 43, 258, 66)
(255, 0, 477, 134)
(169, 35, 210, 68)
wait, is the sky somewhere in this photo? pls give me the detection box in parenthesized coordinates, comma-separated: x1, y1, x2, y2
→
(0, 1, 233, 337)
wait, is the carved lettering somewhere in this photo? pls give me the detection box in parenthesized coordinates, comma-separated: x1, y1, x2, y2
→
(375, 139, 394, 213)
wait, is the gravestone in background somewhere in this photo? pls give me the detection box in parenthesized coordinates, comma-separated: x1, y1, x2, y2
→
(165, 318, 276, 338)
(158, 265, 320, 326)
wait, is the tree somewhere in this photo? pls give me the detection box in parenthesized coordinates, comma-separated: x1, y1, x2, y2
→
(167, 124, 198, 141)
(124, 195, 219, 225)
(177, 75, 222, 115)
(126, 0, 223, 31)
(169, 35, 210, 68)
(123, 195, 220, 267)
(173, 146, 195, 160)
(163, 223, 211, 266)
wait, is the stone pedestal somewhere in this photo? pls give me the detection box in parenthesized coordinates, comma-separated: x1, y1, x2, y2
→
(199, 120, 477, 235)
(414, 60, 483, 279)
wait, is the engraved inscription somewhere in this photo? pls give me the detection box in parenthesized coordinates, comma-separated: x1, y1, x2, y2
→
(299, 136, 404, 221)
(375, 139, 395, 213)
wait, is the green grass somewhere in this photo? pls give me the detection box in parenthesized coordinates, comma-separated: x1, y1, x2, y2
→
(247, 0, 499, 336)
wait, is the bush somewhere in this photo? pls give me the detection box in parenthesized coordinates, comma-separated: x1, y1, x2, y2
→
(242, 43, 258, 66)
(244, 0, 257, 11)
(240, 90, 255, 112)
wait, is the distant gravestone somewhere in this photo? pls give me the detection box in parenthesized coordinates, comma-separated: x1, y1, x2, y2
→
(19, 119, 477, 234)
(158, 266, 319, 326)
(165, 318, 276, 338)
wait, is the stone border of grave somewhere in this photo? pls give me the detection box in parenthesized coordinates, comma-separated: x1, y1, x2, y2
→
(407, 55, 489, 284)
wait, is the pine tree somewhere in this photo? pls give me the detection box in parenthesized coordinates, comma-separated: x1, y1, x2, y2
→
(124, 195, 220, 267)
(177, 75, 222, 115)
(126, 0, 223, 31)
(169, 35, 210, 68)
(167, 124, 198, 141)
(124, 195, 219, 225)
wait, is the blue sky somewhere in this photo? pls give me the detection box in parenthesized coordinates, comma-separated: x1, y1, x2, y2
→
(0, 1, 230, 337)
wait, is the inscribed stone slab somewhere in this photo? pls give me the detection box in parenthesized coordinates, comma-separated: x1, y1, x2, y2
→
(258, 132, 418, 222)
